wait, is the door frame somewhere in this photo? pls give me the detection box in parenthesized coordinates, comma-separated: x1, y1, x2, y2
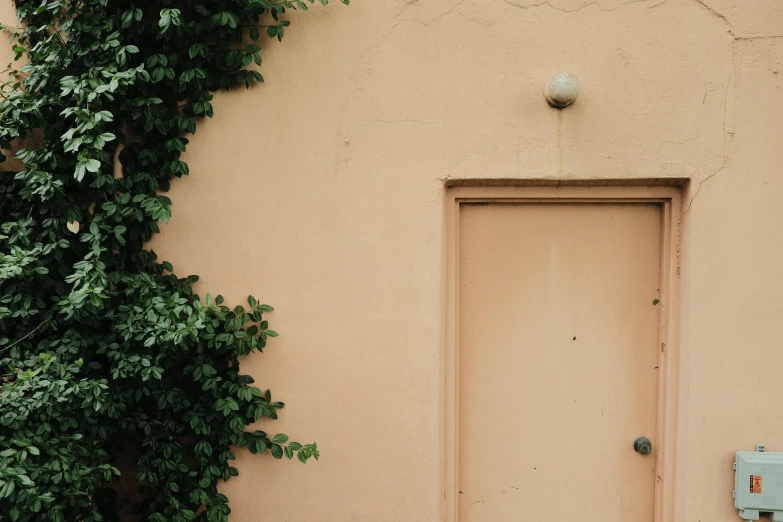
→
(443, 185, 681, 522)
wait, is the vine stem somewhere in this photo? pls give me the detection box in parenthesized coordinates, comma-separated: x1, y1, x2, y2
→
(0, 318, 51, 354)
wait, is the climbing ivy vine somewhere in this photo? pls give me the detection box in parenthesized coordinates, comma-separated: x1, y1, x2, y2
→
(0, 1, 346, 521)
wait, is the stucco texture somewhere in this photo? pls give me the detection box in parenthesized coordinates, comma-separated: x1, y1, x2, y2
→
(2, 0, 782, 520)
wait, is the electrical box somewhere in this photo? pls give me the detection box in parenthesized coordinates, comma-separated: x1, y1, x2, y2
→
(735, 445, 783, 521)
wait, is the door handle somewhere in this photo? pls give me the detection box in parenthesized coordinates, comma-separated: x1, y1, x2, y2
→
(633, 436, 652, 455)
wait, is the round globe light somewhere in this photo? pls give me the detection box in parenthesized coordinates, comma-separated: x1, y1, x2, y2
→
(544, 72, 580, 108)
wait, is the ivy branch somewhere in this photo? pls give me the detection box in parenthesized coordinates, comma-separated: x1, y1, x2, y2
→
(0, 1, 346, 521)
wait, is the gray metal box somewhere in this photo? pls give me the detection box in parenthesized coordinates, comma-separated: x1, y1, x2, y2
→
(735, 448, 783, 521)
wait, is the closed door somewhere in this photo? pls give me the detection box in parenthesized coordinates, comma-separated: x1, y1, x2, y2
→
(458, 203, 662, 521)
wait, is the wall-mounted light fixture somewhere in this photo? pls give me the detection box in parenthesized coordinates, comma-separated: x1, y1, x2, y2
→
(545, 72, 580, 109)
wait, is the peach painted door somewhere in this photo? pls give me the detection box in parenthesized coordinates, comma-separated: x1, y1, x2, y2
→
(458, 203, 661, 521)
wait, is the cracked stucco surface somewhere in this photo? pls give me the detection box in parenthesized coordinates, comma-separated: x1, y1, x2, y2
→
(2, 1, 780, 520)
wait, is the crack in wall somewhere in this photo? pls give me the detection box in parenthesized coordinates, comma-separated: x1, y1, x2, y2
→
(365, 0, 780, 204)
(352, 25, 445, 139)
(397, 0, 467, 27)
(684, 0, 783, 211)
(684, 74, 733, 213)
(685, 0, 753, 212)
(502, 0, 657, 13)
(694, 0, 735, 37)
(694, 0, 783, 40)
(398, 0, 677, 25)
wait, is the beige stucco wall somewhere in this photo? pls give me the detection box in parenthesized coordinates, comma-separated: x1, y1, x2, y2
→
(2, 1, 782, 520)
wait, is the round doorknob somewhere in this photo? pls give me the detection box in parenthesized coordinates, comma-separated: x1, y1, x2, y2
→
(633, 436, 652, 455)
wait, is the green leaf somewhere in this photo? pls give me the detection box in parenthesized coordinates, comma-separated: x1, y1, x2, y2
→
(2, 480, 14, 499)
(73, 161, 85, 180)
(122, 10, 134, 26)
(84, 159, 101, 173)
(271, 444, 283, 459)
(189, 43, 208, 59)
(0, 0, 344, 516)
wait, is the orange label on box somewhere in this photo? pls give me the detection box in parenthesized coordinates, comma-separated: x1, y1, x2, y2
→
(750, 475, 762, 494)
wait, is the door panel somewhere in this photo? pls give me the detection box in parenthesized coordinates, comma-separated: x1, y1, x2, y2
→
(458, 203, 661, 521)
